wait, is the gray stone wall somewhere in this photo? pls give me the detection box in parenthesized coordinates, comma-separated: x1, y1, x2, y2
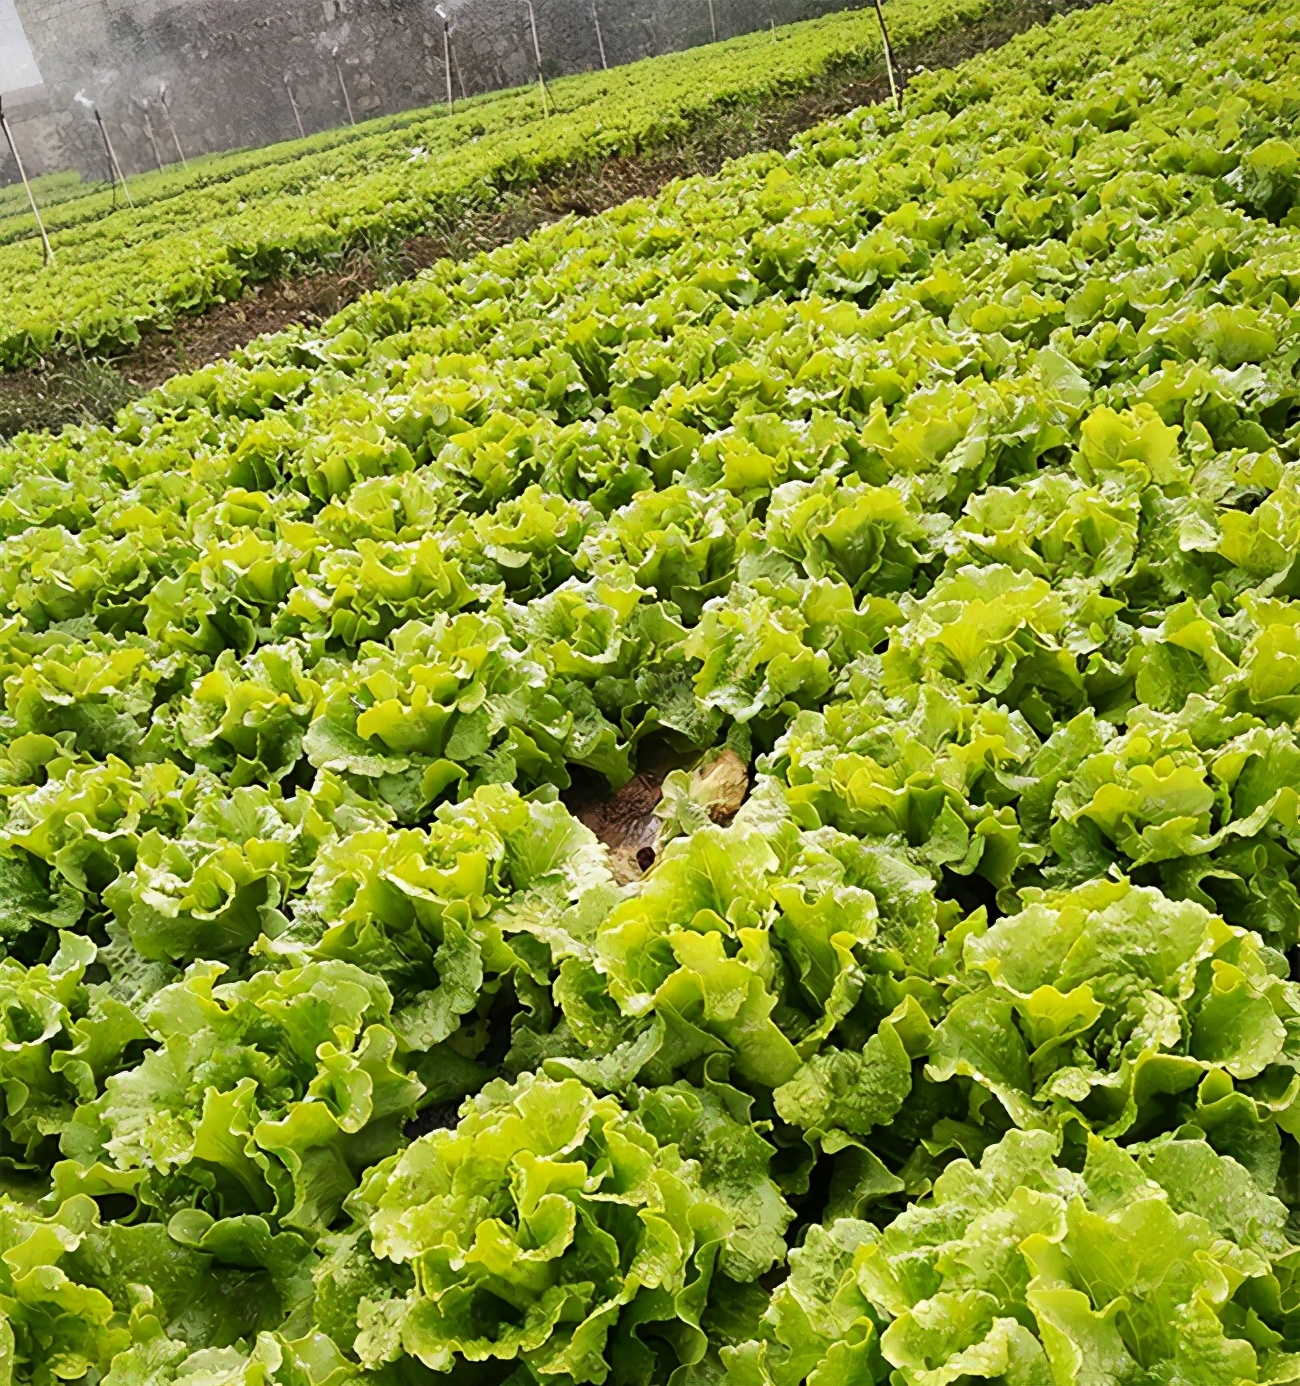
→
(1, 0, 867, 183)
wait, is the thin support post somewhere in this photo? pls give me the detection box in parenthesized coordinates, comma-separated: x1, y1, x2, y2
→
(142, 105, 164, 171)
(442, 17, 454, 114)
(285, 76, 306, 139)
(523, 1, 551, 117)
(707, 0, 717, 41)
(333, 54, 356, 126)
(161, 91, 188, 165)
(872, 0, 903, 112)
(592, 1, 608, 68)
(95, 107, 134, 206)
(0, 99, 55, 265)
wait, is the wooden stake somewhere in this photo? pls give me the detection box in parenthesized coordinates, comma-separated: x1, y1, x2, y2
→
(707, 0, 718, 42)
(95, 107, 134, 206)
(285, 75, 306, 139)
(873, 0, 903, 112)
(0, 98, 55, 265)
(592, 1, 608, 69)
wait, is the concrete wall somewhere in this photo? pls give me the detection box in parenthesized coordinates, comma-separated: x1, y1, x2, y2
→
(0, 0, 866, 184)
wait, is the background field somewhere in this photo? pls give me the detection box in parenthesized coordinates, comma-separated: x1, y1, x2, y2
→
(0, 0, 998, 371)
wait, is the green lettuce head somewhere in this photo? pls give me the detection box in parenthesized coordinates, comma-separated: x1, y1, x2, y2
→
(355, 1073, 791, 1384)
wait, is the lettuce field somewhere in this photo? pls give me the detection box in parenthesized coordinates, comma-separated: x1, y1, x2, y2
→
(0, 0, 996, 372)
(0, 0, 1299, 1380)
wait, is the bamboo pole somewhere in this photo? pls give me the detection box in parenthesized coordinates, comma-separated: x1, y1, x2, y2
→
(285, 75, 306, 139)
(160, 88, 188, 165)
(707, 0, 718, 42)
(592, 1, 608, 69)
(522, 0, 552, 117)
(436, 6, 454, 114)
(94, 107, 134, 206)
(142, 104, 164, 171)
(333, 50, 356, 126)
(0, 98, 55, 265)
(873, 0, 903, 111)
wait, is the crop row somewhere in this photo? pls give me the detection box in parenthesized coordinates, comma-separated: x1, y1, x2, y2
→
(0, 0, 1297, 1381)
(0, 0, 999, 373)
(0, 169, 86, 224)
(0, 77, 540, 248)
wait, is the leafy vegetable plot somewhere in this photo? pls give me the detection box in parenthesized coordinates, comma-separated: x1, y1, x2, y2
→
(0, 0, 1001, 371)
(1, 0, 1300, 1379)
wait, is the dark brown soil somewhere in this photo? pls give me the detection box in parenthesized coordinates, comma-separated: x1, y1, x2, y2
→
(566, 748, 750, 882)
(571, 771, 669, 884)
(0, 0, 1094, 439)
